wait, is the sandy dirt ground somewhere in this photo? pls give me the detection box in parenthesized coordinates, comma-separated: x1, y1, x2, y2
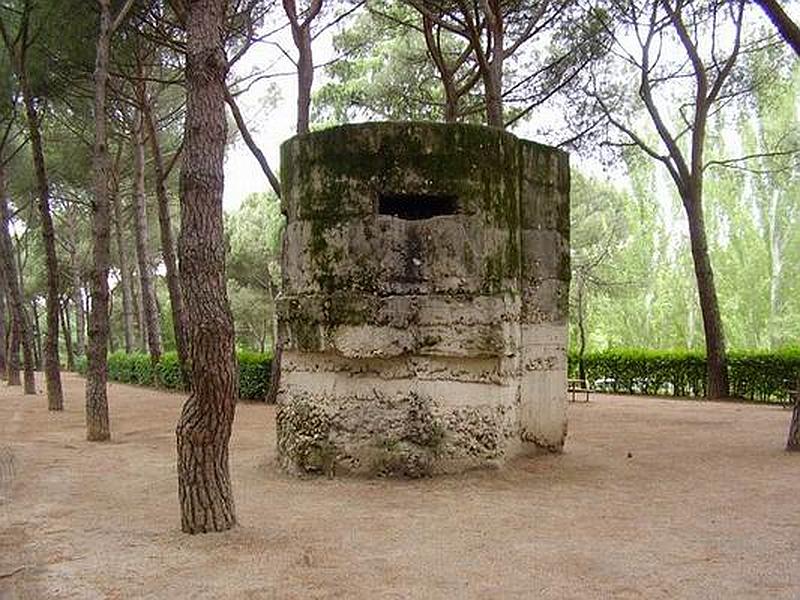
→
(0, 372, 798, 599)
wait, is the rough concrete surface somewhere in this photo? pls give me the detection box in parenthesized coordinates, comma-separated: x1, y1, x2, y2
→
(1, 373, 798, 599)
(277, 123, 571, 475)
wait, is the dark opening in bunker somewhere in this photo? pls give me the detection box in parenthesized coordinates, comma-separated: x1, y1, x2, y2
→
(378, 193, 459, 220)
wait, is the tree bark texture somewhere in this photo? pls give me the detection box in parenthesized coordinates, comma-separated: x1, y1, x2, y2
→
(176, 0, 238, 534)
(482, 1, 504, 128)
(134, 266, 147, 351)
(30, 300, 41, 370)
(61, 300, 75, 371)
(294, 28, 313, 134)
(142, 94, 189, 378)
(283, 0, 322, 135)
(69, 241, 86, 357)
(2, 267, 20, 386)
(787, 389, 800, 451)
(112, 188, 136, 353)
(5, 289, 21, 386)
(684, 194, 729, 400)
(7, 327, 21, 385)
(576, 275, 587, 383)
(0, 267, 6, 379)
(20, 68, 63, 410)
(0, 174, 35, 393)
(86, 0, 114, 441)
(421, 16, 460, 123)
(756, 0, 800, 56)
(132, 106, 163, 363)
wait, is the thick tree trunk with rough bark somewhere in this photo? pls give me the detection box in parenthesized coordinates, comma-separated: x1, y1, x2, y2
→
(86, 0, 114, 441)
(176, 0, 238, 534)
(684, 192, 729, 399)
(142, 94, 189, 378)
(0, 177, 35, 393)
(132, 106, 162, 363)
(20, 71, 63, 410)
(481, 1, 504, 127)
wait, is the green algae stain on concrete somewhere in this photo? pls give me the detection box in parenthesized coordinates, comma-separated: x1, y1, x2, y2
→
(276, 122, 570, 477)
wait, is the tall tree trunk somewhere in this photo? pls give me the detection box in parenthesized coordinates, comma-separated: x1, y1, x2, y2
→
(86, 0, 114, 441)
(483, 63, 503, 127)
(6, 309, 21, 386)
(30, 300, 41, 370)
(295, 26, 313, 134)
(0, 177, 35, 393)
(108, 285, 116, 353)
(264, 262, 282, 404)
(70, 246, 86, 357)
(61, 300, 75, 371)
(421, 15, 461, 123)
(482, 2, 504, 128)
(576, 275, 587, 383)
(19, 67, 63, 410)
(684, 193, 729, 399)
(132, 106, 162, 363)
(176, 0, 238, 534)
(283, 0, 322, 135)
(0, 275, 6, 379)
(142, 93, 189, 379)
(134, 266, 147, 351)
(112, 187, 135, 352)
(2, 273, 20, 386)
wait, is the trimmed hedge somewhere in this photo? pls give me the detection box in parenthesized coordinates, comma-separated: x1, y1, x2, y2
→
(75, 347, 799, 404)
(76, 350, 272, 401)
(569, 348, 800, 403)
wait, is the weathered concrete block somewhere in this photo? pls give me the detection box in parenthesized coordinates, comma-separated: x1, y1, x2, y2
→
(276, 122, 569, 477)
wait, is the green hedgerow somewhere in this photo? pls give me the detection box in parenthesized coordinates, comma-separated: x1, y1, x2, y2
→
(81, 350, 272, 401)
(569, 348, 800, 402)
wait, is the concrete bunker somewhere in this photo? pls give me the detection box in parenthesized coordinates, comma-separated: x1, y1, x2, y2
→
(276, 122, 570, 477)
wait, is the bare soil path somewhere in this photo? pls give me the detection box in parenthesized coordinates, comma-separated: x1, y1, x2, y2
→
(1, 373, 798, 599)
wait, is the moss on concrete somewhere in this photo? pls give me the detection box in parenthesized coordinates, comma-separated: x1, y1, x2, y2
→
(277, 122, 569, 476)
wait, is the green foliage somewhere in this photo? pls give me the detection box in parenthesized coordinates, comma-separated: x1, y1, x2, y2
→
(108, 352, 156, 386)
(313, 1, 454, 124)
(156, 353, 185, 390)
(225, 191, 283, 352)
(569, 349, 800, 403)
(77, 350, 273, 401)
(237, 350, 272, 401)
